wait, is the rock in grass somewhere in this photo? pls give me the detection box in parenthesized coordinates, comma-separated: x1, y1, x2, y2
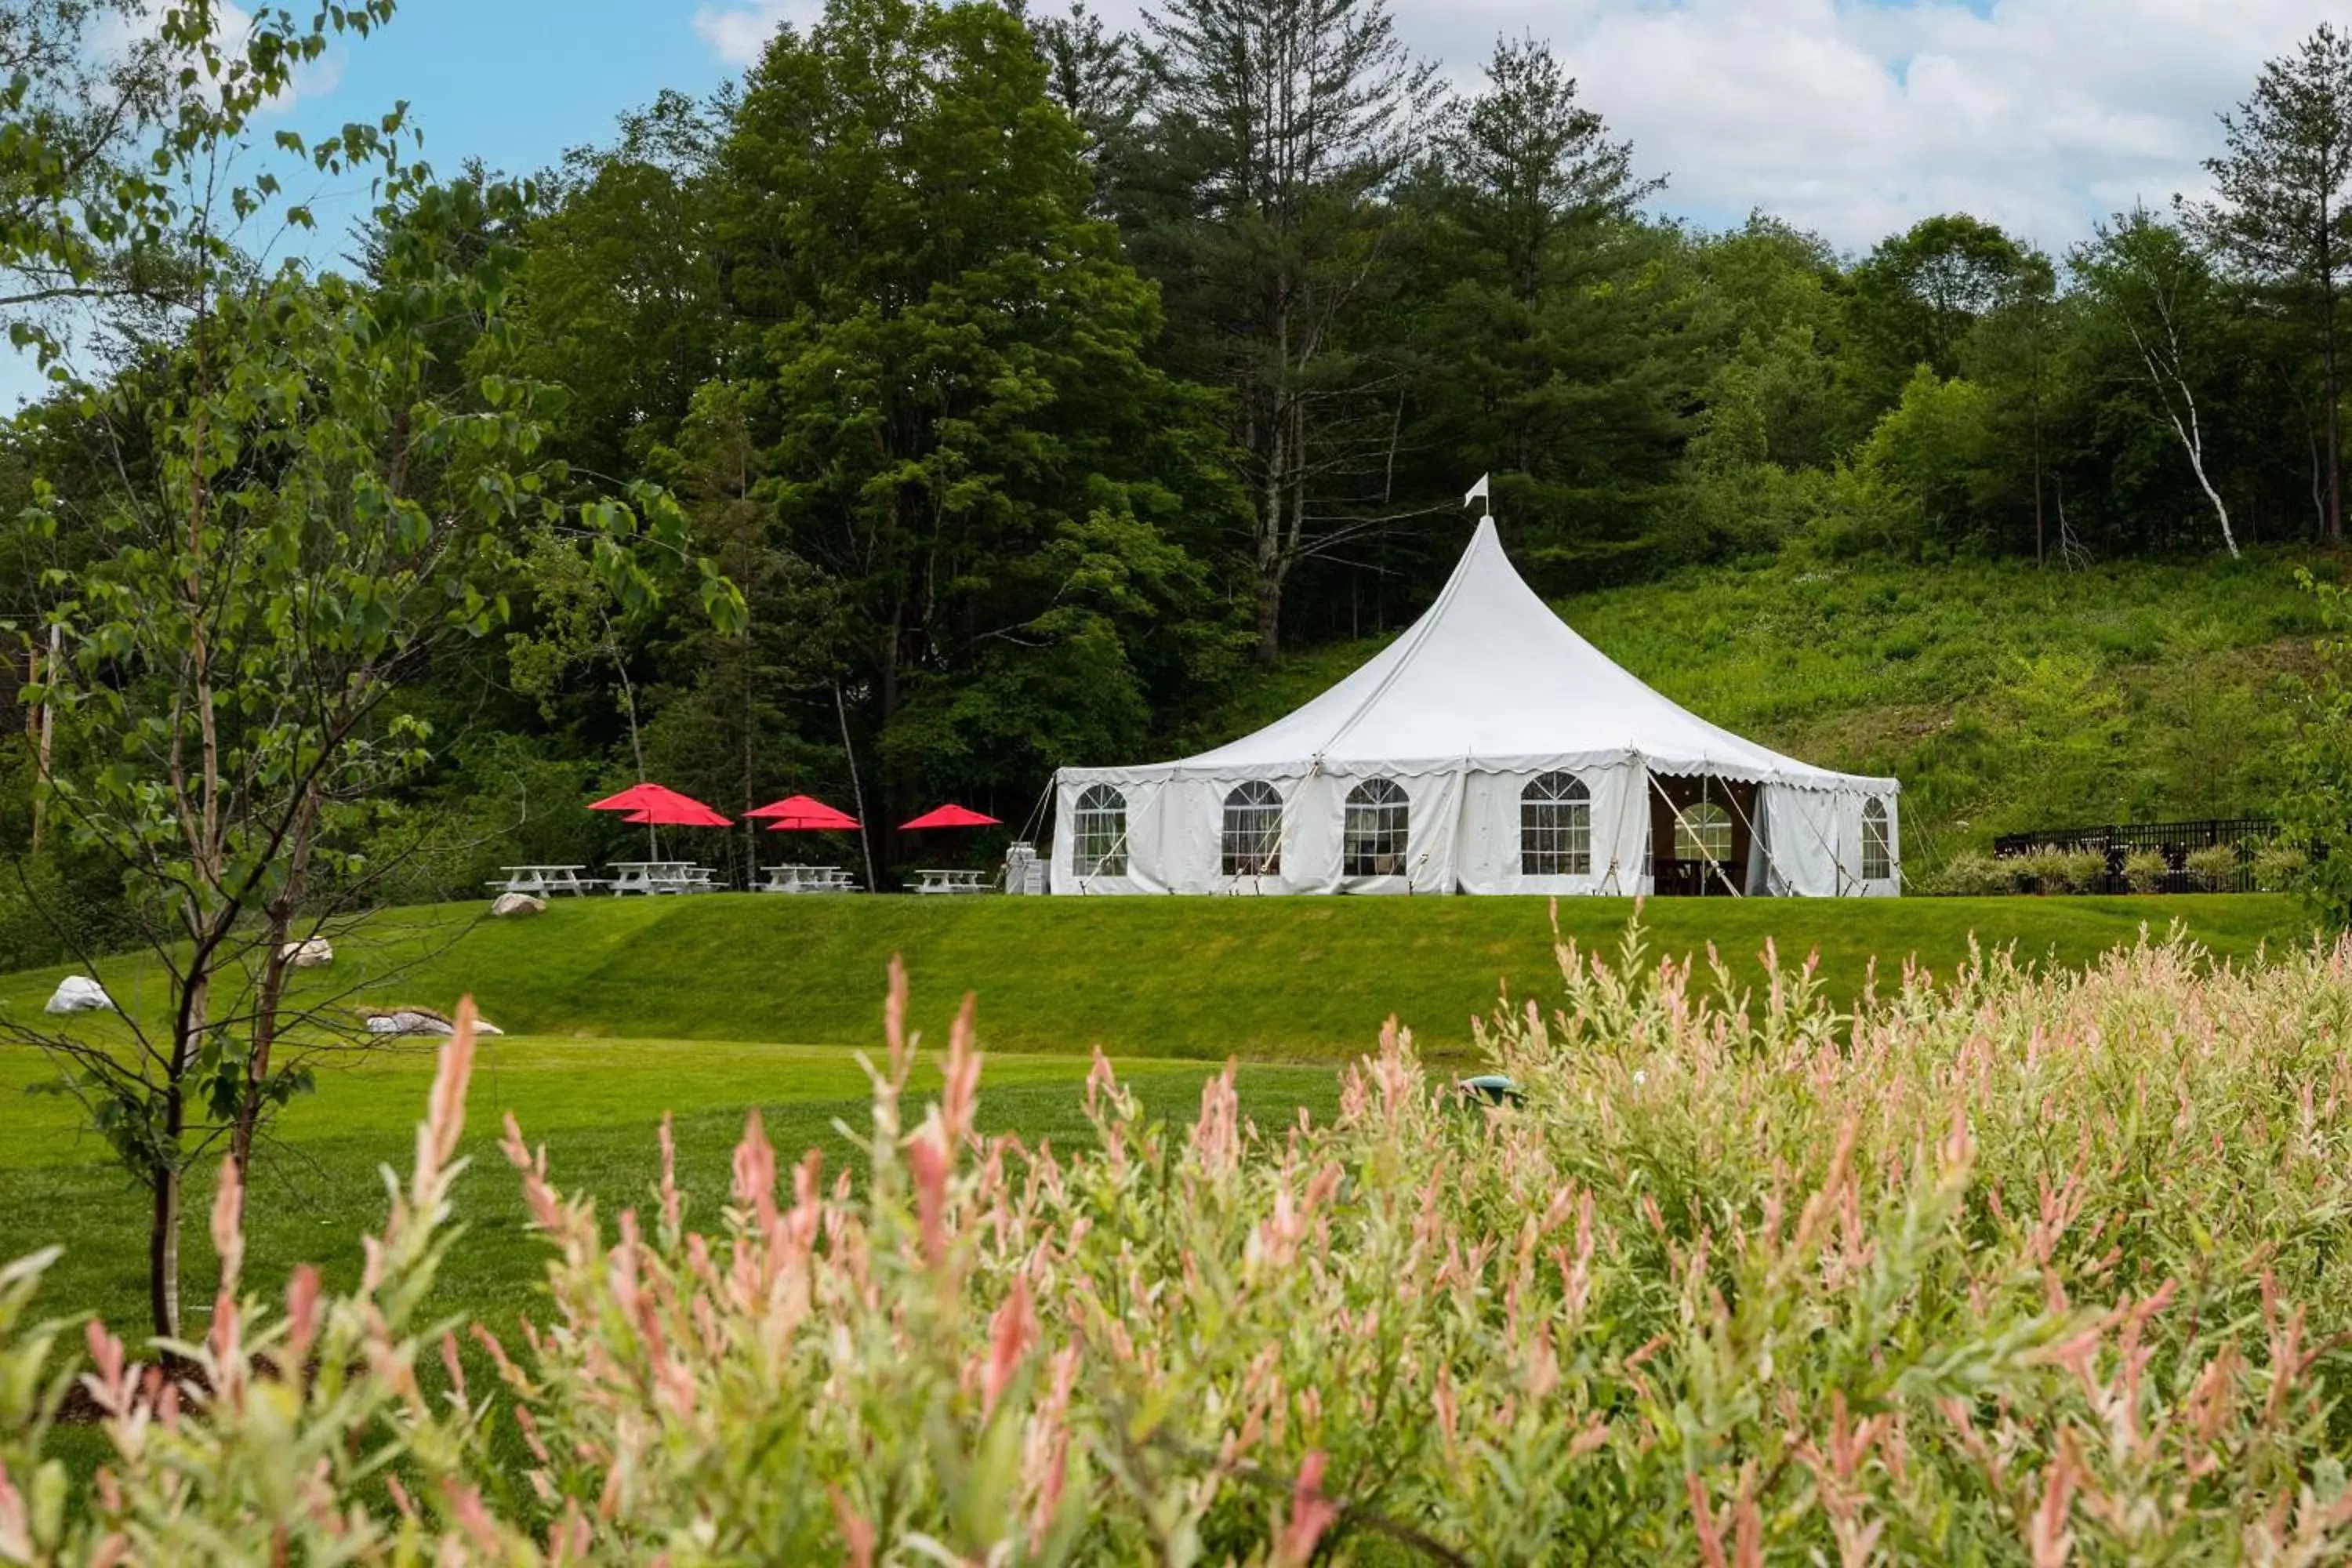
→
(281, 938, 334, 967)
(44, 975, 114, 1014)
(490, 893, 546, 918)
(363, 1007, 505, 1037)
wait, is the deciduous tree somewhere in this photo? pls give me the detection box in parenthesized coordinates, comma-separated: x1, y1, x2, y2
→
(3, 2, 733, 1340)
(2185, 23, 2352, 543)
(2074, 207, 2241, 558)
(718, 0, 1239, 865)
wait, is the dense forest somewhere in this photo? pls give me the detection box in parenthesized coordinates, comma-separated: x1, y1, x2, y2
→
(7, 0, 2352, 936)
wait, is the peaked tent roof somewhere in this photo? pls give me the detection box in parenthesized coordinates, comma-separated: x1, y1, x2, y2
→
(1156, 518, 1893, 791)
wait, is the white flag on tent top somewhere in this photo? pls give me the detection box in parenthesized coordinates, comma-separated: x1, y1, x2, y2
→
(1463, 473, 1490, 514)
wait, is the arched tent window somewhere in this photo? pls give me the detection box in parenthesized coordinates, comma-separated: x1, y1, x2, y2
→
(1072, 784, 1127, 877)
(1520, 772, 1592, 876)
(1861, 797, 1892, 881)
(1222, 781, 1283, 876)
(1673, 801, 1734, 866)
(1343, 779, 1410, 877)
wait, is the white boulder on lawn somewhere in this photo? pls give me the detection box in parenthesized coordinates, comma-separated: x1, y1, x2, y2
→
(489, 893, 546, 917)
(280, 938, 333, 967)
(362, 1008, 505, 1037)
(44, 975, 115, 1014)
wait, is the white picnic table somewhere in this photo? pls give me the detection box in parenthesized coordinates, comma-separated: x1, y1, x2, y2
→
(488, 865, 601, 897)
(913, 868, 990, 895)
(761, 863, 862, 894)
(608, 861, 711, 895)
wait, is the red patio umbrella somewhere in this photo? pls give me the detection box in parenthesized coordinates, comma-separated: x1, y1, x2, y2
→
(899, 803, 1001, 831)
(748, 794, 861, 831)
(589, 782, 732, 827)
(626, 793, 733, 828)
(593, 781, 732, 862)
(588, 782, 669, 812)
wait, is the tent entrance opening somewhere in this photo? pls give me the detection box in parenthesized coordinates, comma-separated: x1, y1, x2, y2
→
(1649, 775, 1755, 897)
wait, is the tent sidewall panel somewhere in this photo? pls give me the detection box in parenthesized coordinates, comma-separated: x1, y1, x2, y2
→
(1051, 766, 1896, 897)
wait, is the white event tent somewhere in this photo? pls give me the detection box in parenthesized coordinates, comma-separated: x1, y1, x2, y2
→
(1048, 516, 1900, 897)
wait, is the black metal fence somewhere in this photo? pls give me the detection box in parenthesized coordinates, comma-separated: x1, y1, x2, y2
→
(1991, 818, 2282, 895)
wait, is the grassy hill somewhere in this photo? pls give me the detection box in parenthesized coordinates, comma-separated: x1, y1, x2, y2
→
(0, 892, 2310, 1064)
(1186, 550, 2336, 866)
(0, 890, 2318, 1361)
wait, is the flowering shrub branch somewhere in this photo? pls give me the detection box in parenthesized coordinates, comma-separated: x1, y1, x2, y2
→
(5, 917, 2352, 1563)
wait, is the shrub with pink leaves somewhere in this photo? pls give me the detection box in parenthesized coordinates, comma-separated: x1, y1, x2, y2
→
(5, 919, 2352, 1563)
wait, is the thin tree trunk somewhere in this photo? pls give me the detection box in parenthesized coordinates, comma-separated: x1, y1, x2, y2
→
(1255, 412, 1287, 662)
(2328, 338, 2343, 544)
(30, 625, 54, 852)
(601, 609, 655, 859)
(2325, 280, 2343, 543)
(151, 957, 203, 1341)
(148, 1160, 181, 1342)
(2032, 394, 2046, 568)
(2129, 314, 2239, 558)
(742, 641, 757, 887)
(230, 939, 292, 1204)
(2176, 419, 2241, 558)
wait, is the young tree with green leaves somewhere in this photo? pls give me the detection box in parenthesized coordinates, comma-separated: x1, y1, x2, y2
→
(2, 1, 735, 1340)
(2185, 23, 2352, 544)
(1844, 214, 2038, 408)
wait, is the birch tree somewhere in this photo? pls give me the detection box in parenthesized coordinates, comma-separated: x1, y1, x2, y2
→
(2074, 208, 2240, 558)
(2183, 23, 2352, 544)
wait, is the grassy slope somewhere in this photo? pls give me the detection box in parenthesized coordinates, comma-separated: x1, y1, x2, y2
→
(1186, 551, 2336, 859)
(0, 891, 2310, 1372)
(0, 893, 2311, 1064)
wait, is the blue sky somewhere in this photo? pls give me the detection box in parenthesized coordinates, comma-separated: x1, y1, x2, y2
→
(11, 0, 2352, 404)
(265, 1, 739, 260)
(249, 0, 2352, 256)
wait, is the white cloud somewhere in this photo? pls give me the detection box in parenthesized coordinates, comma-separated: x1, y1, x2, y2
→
(1415, 0, 2352, 252)
(694, 0, 823, 67)
(690, 0, 2352, 253)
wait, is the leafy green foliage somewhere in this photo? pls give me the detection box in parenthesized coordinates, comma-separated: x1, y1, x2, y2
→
(2278, 568, 2352, 924)
(0, 2, 739, 1341)
(1401, 41, 1690, 586)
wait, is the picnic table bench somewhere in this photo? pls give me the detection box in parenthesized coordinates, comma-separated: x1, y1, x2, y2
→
(913, 868, 990, 895)
(487, 865, 601, 897)
(761, 864, 862, 893)
(608, 861, 710, 895)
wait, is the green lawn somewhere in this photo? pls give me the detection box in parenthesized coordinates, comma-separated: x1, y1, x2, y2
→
(0, 891, 2312, 1348)
(0, 1024, 1335, 1345)
(3, 891, 2302, 1062)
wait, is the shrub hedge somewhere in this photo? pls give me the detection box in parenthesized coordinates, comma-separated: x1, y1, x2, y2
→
(5, 923, 2352, 1562)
